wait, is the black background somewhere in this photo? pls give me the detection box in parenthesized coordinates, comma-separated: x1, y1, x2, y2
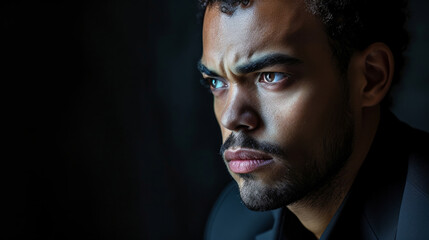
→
(3, 0, 428, 239)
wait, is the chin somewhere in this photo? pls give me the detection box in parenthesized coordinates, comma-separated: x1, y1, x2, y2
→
(237, 174, 307, 211)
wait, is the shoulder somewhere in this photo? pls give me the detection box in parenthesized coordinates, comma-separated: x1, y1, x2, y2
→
(401, 123, 429, 194)
(396, 123, 429, 239)
(205, 182, 281, 240)
(382, 111, 429, 185)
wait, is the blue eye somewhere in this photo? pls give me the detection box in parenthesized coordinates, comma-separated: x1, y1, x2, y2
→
(209, 78, 226, 89)
(260, 72, 288, 83)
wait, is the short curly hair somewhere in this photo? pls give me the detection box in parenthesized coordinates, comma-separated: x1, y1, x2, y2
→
(198, 0, 409, 106)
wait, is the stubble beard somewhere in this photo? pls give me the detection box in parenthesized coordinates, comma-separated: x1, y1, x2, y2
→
(222, 81, 354, 211)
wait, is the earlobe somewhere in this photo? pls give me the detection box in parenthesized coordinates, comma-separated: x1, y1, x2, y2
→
(361, 43, 394, 107)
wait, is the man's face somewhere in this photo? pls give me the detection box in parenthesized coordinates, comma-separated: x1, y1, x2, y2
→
(200, 0, 355, 210)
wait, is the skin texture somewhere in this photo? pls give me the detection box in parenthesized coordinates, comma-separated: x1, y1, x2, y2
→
(200, 0, 394, 238)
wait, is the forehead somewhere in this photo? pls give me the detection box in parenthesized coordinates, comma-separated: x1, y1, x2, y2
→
(201, 0, 328, 73)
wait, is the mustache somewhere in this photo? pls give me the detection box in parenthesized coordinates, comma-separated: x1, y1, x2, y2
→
(219, 132, 285, 157)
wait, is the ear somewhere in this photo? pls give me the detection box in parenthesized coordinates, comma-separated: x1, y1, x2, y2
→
(360, 43, 394, 107)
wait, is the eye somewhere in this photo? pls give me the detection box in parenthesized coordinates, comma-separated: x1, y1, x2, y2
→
(206, 78, 227, 89)
(259, 72, 289, 83)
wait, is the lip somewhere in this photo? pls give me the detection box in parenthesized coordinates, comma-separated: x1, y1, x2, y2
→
(224, 148, 274, 174)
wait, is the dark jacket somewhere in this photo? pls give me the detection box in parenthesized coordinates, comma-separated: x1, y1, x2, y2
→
(205, 112, 429, 240)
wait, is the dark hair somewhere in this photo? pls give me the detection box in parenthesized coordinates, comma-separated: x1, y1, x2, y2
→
(198, 0, 410, 107)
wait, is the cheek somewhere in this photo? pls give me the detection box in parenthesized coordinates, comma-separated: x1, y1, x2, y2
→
(214, 99, 230, 142)
(262, 84, 339, 150)
(214, 100, 221, 126)
(262, 92, 311, 144)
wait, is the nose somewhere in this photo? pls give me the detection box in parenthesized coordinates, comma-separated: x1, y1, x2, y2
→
(220, 87, 260, 132)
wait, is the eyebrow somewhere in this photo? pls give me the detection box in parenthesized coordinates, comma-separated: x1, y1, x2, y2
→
(197, 53, 302, 77)
(236, 53, 302, 74)
(197, 61, 220, 77)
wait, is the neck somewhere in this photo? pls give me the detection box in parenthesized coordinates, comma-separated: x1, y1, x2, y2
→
(287, 107, 380, 239)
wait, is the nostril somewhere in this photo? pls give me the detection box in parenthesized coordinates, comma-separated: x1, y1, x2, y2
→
(221, 107, 259, 132)
(239, 110, 259, 130)
(236, 124, 253, 132)
(220, 87, 260, 132)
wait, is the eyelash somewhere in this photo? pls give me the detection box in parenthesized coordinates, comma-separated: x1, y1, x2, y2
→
(200, 72, 292, 93)
(258, 72, 291, 83)
(200, 78, 227, 92)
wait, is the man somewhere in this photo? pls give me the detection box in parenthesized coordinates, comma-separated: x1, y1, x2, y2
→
(198, 0, 429, 239)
